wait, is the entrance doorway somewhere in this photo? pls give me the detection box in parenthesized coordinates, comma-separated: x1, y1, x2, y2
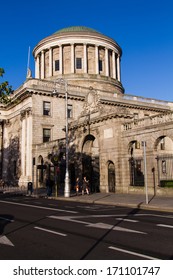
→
(82, 134, 100, 192)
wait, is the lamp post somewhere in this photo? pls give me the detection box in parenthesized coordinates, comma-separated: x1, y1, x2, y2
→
(142, 141, 148, 204)
(53, 78, 70, 197)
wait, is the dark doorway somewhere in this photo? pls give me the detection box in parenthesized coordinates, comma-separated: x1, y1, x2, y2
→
(82, 134, 100, 192)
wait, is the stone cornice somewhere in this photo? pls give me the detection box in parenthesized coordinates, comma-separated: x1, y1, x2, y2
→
(101, 96, 172, 112)
(33, 32, 122, 58)
(69, 111, 132, 130)
(2, 78, 172, 114)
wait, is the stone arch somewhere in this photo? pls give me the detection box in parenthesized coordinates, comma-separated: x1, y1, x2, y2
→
(107, 160, 116, 192)
(128, 140, 144, 186)
(128, 140, 141, 156)
(82, 134, 100, 192)
(154, 135, 173, 153)
(154, 136, 173, 188)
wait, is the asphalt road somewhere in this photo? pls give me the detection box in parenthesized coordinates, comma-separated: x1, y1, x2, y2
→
(0, 196, 173, 260)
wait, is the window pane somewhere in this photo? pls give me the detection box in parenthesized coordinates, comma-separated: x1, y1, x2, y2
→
(67, 104, 73, 118)
(43, 129, 51, 142)
(55, 60, 60, 71)
(99, 60, 103, 71)
(76, 58, 82, 69)
(43, 101, 51, 116)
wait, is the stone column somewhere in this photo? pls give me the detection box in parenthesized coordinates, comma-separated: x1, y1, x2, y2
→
(41, 50, 45, 79)
(26, 109, 32, 179)
(35, 55, 40, 79)
(105, 48, 109, 77)
(59, 45, 63, 74)
(49, 47, 53, 77)
(112, 51, 116, 79)
(83, 44, 87, 73)
(117, 55, 121, 82)
(71, 44, 75, 73)
(21, 111, 26, 177)
(95, 45, 99, 74)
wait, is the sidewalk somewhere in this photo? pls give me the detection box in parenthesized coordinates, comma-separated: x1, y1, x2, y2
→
(1, 186, 173, 212)
(52, 191, 173, 213)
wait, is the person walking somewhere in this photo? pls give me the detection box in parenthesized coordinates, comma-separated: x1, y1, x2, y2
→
(82, 176, 90, 195)
(75, 177, 80, 195)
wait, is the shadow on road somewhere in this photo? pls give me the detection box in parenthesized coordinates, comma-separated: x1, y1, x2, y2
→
(80, 203, 153, 260)
(0, 214, 14, 235)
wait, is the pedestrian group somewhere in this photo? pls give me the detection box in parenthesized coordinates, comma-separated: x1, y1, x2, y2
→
(75, 176, 90, 195)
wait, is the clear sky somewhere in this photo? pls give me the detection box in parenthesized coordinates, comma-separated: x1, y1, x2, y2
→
(1, 0, 173, 101)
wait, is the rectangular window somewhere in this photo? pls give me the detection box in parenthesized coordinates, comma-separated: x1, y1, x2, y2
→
(43, 128, 51, 143)
(133, 113, 138, 119)
(43, 101, 51, 116)
(67, 104, 73, 118)
(99, 60, 103, 71)
(162, 160, 166, 173)
(55, 60, 60, 71)
(76, 58, 82, 69)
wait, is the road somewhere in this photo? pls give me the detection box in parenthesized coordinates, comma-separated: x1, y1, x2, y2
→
(0, 195, 173, 260)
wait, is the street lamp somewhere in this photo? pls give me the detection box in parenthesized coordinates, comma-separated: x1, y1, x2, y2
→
(53, 78, 70, 197)
(142, 141, 148, 204)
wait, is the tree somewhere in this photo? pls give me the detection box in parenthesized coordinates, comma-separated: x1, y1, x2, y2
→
(0, 68, 13, 104)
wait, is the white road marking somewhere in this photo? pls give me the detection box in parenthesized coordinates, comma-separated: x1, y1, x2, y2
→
(0, 200, 78, 214)
(49, 215, 89, 225)
(109, 246, 161, 260)
(49, 216, 146, 234)
(0, 235, 14, 246)
(116, 218, 138, 223)
(157, 224, 173, 229)
(86, 222, 146, 234)
(34, 226, 67, 236)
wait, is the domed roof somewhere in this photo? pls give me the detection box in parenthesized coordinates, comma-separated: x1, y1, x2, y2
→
(54, 26, 102, 35)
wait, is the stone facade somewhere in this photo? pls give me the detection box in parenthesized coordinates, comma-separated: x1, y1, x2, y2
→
(1, 26, 173, 196)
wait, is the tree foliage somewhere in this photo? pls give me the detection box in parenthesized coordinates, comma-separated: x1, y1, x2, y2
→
(0, 68, 13, 104)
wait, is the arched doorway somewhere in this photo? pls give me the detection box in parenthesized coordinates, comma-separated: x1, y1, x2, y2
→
(155, 136, 173, 188)
(128, 141, 144, 186)
(108, 161, 115, 192)
(82, 134, 100, 192)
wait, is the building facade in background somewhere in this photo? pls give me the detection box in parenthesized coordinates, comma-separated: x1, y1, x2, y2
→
(1, 26, 173, 195)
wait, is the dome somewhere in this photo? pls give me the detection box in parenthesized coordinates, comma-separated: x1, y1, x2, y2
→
(33, 25, 124, 95)
(54, 26, 102, 35)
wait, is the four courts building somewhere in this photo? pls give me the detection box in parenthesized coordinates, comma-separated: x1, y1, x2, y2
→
(1, 26, 173, 196)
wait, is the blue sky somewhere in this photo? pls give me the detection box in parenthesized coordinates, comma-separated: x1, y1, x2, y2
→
(1, 0, 173, 101)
